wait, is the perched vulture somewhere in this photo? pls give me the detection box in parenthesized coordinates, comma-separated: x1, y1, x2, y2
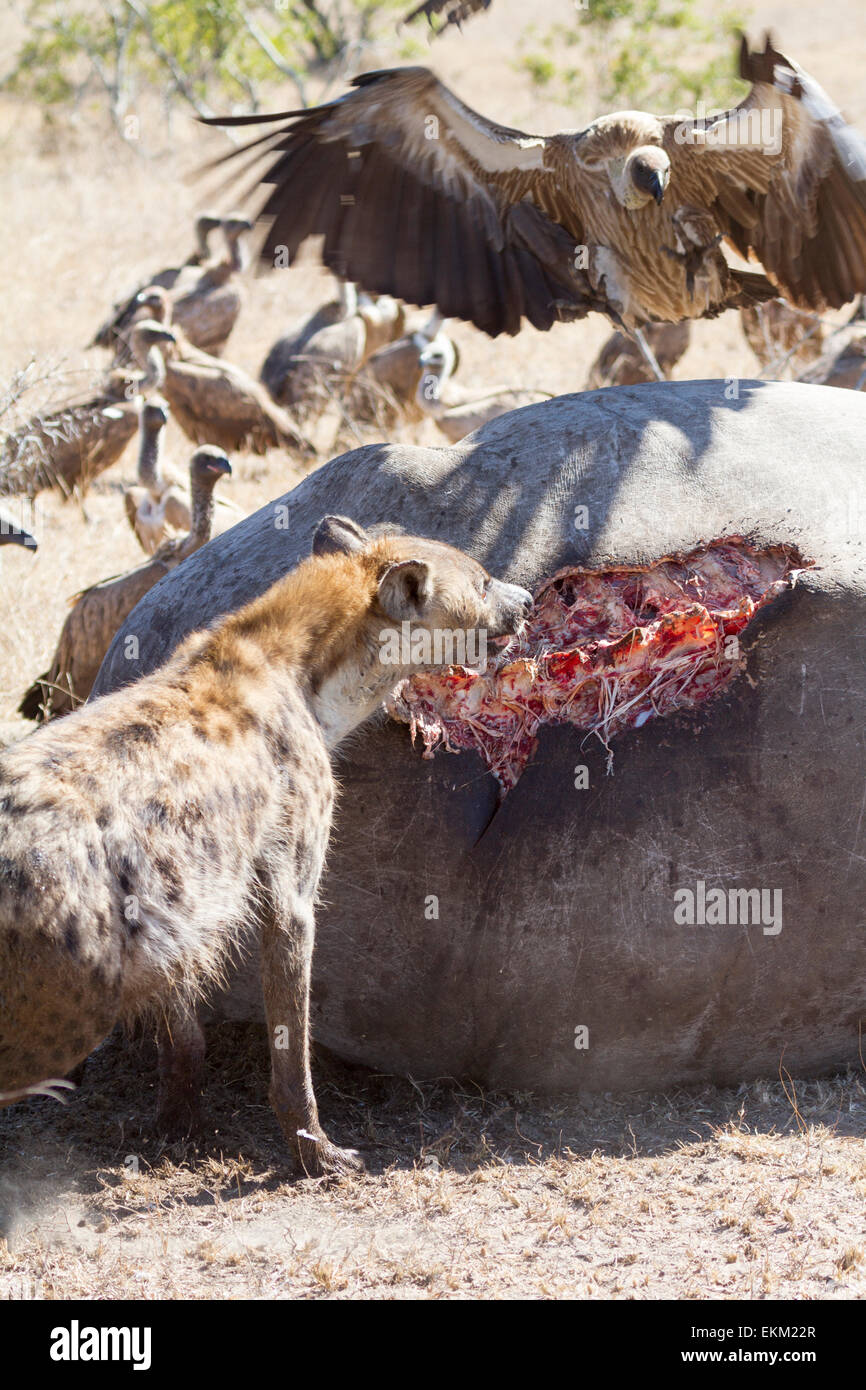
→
(260, 281, 405, 414)
(415, 335, 549, 441)
(129, 322, 312, 457)
(90, 211, 224, 352)
(586, 321, 691, 389)
(95, 215, 252, 362)
(349, 310, 454, 424)
(402, 0, 490, 34)
(200, 35, 866, 335)
(124, 395, 243, 554)
(18, 446, 232, 722)
(0, 371, 144, 497)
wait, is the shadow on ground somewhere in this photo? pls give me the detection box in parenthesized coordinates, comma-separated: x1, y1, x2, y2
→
(2, 1021, 864, 1236)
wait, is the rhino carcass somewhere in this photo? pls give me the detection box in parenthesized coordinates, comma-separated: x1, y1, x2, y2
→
(93, 380, 866, 1093)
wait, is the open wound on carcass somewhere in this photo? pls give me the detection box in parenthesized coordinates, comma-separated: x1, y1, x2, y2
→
(386, 538, 810, 795)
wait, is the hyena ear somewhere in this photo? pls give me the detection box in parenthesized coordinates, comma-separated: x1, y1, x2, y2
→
(377, 560, 431, 621)
(312, 515, 370, 556)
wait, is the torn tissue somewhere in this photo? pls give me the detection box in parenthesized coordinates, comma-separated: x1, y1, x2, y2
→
(386, 538, 808, 795)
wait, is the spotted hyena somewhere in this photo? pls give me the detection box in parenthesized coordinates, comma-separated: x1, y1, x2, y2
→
(0, 516, 532, 1175)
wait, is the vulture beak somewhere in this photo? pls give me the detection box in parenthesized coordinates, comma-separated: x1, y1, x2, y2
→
(650, 171, 666, 206)
(206, 457, 232, 478)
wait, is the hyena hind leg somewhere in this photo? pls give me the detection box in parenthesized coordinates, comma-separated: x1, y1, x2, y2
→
(257, 869, 363, 1178)
(155, 999, 206, 1139)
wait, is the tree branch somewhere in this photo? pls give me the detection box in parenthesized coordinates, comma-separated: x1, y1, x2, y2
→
(237, 6, 309, 107)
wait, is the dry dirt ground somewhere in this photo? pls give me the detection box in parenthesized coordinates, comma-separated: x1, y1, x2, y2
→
(2, 1036, 866, 1300)
(1, 0, 865, 1301)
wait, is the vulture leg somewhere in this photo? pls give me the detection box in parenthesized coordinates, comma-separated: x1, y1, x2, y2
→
(631, 327, 666, 383)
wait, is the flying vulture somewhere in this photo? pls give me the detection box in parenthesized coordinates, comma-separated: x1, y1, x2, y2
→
(200, 36, 866, 336)
(401, 0, 491, 35)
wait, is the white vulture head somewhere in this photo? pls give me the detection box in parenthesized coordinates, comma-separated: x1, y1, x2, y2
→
(617, 146, 672, 210)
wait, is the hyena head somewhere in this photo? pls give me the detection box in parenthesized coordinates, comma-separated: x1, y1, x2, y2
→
(312, 515, 533, 662)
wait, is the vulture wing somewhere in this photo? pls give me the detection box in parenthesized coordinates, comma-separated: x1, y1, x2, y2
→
(200, 67, 591, 337)
(663, 35, 866, 310)
(401, 0, 492, 34)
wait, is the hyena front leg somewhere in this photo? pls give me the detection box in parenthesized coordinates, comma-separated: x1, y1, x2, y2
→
(155, 999, 206, 1139)
(256, 865, 363, 1177)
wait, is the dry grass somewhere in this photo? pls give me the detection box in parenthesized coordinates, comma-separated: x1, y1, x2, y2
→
(2, 1030, 865, 1300)
(0, 0, 865, 1300)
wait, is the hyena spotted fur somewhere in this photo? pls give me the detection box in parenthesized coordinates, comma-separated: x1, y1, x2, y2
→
(0, 516, 532, 1175)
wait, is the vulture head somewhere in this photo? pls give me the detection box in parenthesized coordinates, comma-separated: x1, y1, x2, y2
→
(193, 211, 223, 259)
(190, 445, 232, 483)
(620, 145, 671, 209)
(130, 321, 178, 388)
(131, 321, 178, 362)
(221, 214, 254, 270)
(417, 333, 459, 404)
(135, 285, 172, 323)
(141, 396, 169, 434)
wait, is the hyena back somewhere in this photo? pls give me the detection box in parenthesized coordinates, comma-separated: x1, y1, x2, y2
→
(0, 515, 532, 1175)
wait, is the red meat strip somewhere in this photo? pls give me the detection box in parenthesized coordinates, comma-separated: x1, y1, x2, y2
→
(386, 538, 809, 795)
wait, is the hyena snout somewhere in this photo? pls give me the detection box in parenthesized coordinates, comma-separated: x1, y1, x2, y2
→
(483, 579, 533, 638)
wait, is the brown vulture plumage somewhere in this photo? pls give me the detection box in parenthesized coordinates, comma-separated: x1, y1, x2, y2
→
(199, 35, 866, 335)
(129, 322, 312, 457)
(401, 0, 491, 35)
(18, 447, 232, 722)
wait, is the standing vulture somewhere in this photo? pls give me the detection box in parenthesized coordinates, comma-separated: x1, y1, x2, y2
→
(260, 283, 405, 414)
(124, 395, 243, 553)
(200, 36, 866, 335)
(18, 447, 232, 722)
(123, 397, 192, 554)
(401, 0, 490, 33)
(90, 212, 224, 352)
(0, 372, 144, 497)
(168, 215, 253, 356)
(415, 336, 549, 441)
(103, 217, 252, 364)
(129, 322, 312, 457)
(348, 310, 454, 425)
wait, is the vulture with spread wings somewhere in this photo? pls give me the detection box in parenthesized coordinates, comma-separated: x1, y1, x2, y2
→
(201, 36, 866, 336)
(401, 0, 491, 35)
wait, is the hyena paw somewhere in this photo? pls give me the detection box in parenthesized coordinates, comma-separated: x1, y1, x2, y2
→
(295, 1128, 365, 1178)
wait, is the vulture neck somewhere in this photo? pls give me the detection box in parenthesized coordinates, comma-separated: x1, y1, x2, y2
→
(141, 347, 167, 390)
(193, 219, 216, 263)
(417, 367, 450, 419)
(185, 474, 217, 551)
(227, 233, 246, 274)
(338, 281, 358, 319)
(138, 425, 165, 489)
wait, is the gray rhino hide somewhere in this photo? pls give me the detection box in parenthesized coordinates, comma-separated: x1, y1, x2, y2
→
(93, 381, 866, 1092)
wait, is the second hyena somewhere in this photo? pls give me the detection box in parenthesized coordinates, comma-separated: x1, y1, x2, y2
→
(0, 516, 532, 1174)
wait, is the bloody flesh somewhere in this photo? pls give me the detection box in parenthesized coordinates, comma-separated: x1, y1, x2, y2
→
(386, 538, 809, 795)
